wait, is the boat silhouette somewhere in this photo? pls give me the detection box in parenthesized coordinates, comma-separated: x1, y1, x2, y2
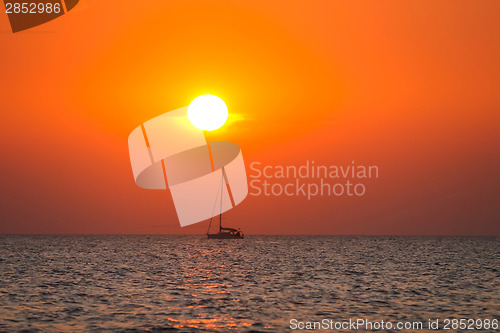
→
(206, 168, 244, 239)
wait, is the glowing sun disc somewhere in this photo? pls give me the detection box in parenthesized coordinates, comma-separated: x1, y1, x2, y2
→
(188, 95, 228, 131)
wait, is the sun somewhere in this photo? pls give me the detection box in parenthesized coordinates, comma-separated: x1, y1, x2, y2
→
(188, 94, 228, 131)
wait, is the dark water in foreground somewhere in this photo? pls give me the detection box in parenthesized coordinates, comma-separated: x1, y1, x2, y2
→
(0, 236, 498, 332)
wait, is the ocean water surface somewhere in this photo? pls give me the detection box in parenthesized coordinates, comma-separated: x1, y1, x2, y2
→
(0, 235, 498, 332)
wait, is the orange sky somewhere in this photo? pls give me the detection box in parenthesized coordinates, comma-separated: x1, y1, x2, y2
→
(1, 0, 499, 235)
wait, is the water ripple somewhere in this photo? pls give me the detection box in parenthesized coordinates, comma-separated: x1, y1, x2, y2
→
(0, 235, 498, 332)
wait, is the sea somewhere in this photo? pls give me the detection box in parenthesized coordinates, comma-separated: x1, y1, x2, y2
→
(0, 236, 498, 332)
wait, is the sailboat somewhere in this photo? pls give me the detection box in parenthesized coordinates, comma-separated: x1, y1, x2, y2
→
(206, 168, 244, 239)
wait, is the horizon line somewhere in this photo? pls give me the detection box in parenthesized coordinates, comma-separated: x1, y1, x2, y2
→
(0, 233, 498, 237)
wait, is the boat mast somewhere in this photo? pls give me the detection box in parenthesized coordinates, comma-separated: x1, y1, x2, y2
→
(219, 168, 224, 232)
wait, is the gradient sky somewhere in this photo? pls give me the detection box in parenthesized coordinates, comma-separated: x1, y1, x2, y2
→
(1, 0, 499, 235)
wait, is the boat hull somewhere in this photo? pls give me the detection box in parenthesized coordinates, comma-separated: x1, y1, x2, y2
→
(207, 233, 244, 239)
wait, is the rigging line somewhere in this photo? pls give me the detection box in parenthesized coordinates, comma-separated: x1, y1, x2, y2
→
(222, 168, 235, 208)
(207, 171, 223, 234)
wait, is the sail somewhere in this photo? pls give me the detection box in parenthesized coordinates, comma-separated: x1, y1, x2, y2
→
(128, 107, 248, 227)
